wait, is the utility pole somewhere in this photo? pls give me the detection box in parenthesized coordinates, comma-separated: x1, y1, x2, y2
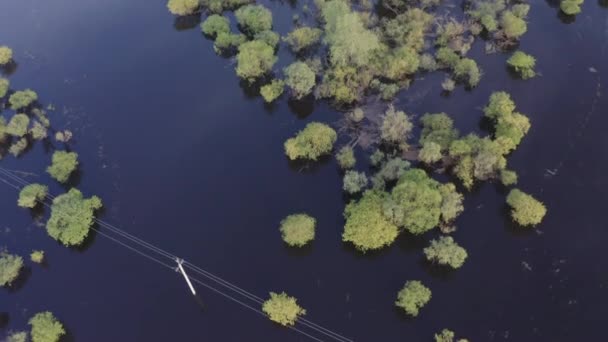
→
(175, 258, 196, 295)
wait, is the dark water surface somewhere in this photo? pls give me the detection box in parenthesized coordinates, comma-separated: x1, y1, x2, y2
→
(1, 0, 608, 341)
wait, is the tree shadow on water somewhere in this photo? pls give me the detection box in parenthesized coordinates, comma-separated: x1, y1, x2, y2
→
(286, 154, 332, 175)
(419, 258, 457, 281)
(396, 231, 427, 255)
(0, 312, 9, 329)
(287, 95, 315, 119)
(557, 11, 576, 24)
(6, 266, 32, 294)
(283, 243, 314, 257)
(500, 205, 539, 238)
(600, 0, 608, 7)
(173, 14, 201, 31)
(1, 61, 18, 77)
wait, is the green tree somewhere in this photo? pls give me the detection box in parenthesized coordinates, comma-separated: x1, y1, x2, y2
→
(46, 188, 103, 246)
(560, 0, 583, 14)
(9, 137, 28, 157)
(343, 190, 399, 251)
(381, 9, 434, 51)
(336, 146, 356, 169)
(371, 157, 410, 189)
(500, 169, 518, 186)
(236, 40, 277, 82)
(420, 112, 458, 150)
(500, 11, 527, 39)
(424, 236, 468, 268)
(18, 183, 48, 208)
(0, 252, 23, 287)
(9, 89, 38, 110)
(380, 105, 413, 148)
(201, 0, 250, 13)
(6, 114, 30, 137)
(0, 46, 12, 65)
(47, 151, 79, 183)
(279, 214, 316, 247)
(484, 91, 516, 120)
(438, 183, 464, 224)
(0, 78, 9, 98)
(284, 62, 316, 99)
(284, 27, 323, 52)
(260, 79, 285, 103)
(436, 47, 460, 69)
(30, 121, 48, 140)
(201, 15, 230, 38)
(29, 312, 65, 342)
(507, 51, 536, 79)
(235, 4, 272, 35)
(395, 280, 431, 317)
(512, 4, 531, 18)
(381, 46, 420, 80)
(254, 30, 280, 49)
(343, 171, 368, 194)
(435, 329, 455, 342)
(214, 33, 246, 53)
(419, 141, 442, 164)
(31, 250, 45, 264)
(262, 292, 306, 326)
(6, 331, 28, 342)
(166, 0, 198, 15)
(506, 189, 547, 227)
(454, 58, 481, 87)
(284, 122, 337, 160)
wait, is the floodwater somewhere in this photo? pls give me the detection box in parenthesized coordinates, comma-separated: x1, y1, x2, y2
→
(1, 0, 608, 341)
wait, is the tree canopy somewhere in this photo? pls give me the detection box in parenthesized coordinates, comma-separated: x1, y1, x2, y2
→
(31, 250, 45, 264)
(262, 292, 306, 326)
(560, 0, 583, 14)
(236, 40, 277, 82)
(235, 4, 272, 35)
(506, 189, 547, 227)
(380, 105, 413, 148)
(395, 280, 431, 317)
(201, 15, 231, 38)
(47, 151, 79, 183)
(166, 0, 198, 16)
(284, 27, 323, 52)
(420, 112, 458, 150)
(260, 79, 284, 103)
(424, 236, 468, 268)
(343, 171, 368, 194)
(507, 51, 536, 79)
(0, 46, 12, 65)
(279, 214, 316, 247)
(9, 89, 38, 110)
(284, 122, 337, 160)
(29, 311, 65, 342)
(284, 62, 316, 99)
(18, 183, 48, 208)
(6, 114, 30, 137)
(0, 78, 9, 98)
(0, 252, 23, 287)
(46, 188, 103, 246)
(336, 146, 356, 169)
(419, 142, 442, 164)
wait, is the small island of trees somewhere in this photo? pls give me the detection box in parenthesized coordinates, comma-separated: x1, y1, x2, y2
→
(424, 236, 468, 269)
(46, 188, 103, 246)
(284, 122, 337, 160)
(17, 183, 48, 208)
(29, 311, 66, 342)
(279, 214, 316, 247)
(47, 151, 79, 183)
(395, 280, 432, 317)
(262, 292, 306, 326)
(506, 189, 547, 227)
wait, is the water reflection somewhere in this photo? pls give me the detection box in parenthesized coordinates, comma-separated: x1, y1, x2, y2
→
(0, 61, 17, 76)
(173, 14, 201, 31)
(287, 95, 315, 119)
(286, 154, 331, 175)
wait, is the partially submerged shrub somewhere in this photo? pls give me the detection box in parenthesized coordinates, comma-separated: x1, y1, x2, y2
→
(236, 40, 277, 82)
(6, 114, 30, 137)
(500, 11, 527, 40)
(9, 138, 28, 156)
(279, 214, 316, 247)
(29, 311, 65, 342)
(30, 250, 45, 264)
(419, 112, 458, 150)
(284, 122, 337, 160)
(441, 78, 455, 92)
(380, 105, 413, 148)
(435, 329, 469, 342)
(424, 236, 468, 268)
(560, 0, 583, 14)
(260, 79, 285, 103)
(500, 169, 518, 186)
(262, 292, 306, 326)
(0, 46, 12, 65)
(507, 51, 536, 79)
(284, 27, 323, 52)
(419, 141, 442, 164)
(30, 121, 48, 140)
(18, 183, 48, 208)
(343, 171, 368, 194)
(235, 4, 272, 35)
(336, 146, 356, 169)
(0, 78, 9, 98)
(214, 33, 246, 53)
(506, 189, 546, 227)
(9, 89, 38, 110)
(254, 30, 280, 49)
(395, 280, 431, 317)
(436, 47, 460, 69)
(6, 331, 28, 342)
(371, 157, 410, 188)
(201, 15, 230, 38)
(46, 188, 103, 246)
(454, 58, 481, 87)
(0, 252, 23, 287)
(47, 151, 79, 183)
(284, 62, 316, 99)
(167, 0, 198, 16)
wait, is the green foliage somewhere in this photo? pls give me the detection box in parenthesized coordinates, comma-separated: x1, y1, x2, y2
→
(395, 280, 431, 317)
(9, 138, 29, 157)
(506, 189, 547, 227)
(30, 121, 48, 140)
(284, 62, 316, 99)
(280, 214, 316, 247)
(9, 90, 38, 110)
(255, 30, 280, 49)
(381, 47, 420, 80)
(436, 47, 460, 69)
(349, 107, 365, 123)
(438, 183, 464, 223)
(343, 190, 399, 251)
(336, 146, 356, 169)
(0, 78, 9, 98)
(46, 188, 103, 246)
(467, 0, 505, 32)
(201, 0, 250, 13)
(236, 40, 277, 82)
(420, 113, 458, 150)
(435, 329, 468, 342)
(284, 27, 323, 52)
(424, 236, 468, 268)
(380, 105, 412, 148)
(31, 250, 45, 263)
(370, 150, 386, 167)
(6, 331, 28, 342)
(371, 157, 410, 189)
(317, 64, 371, 104)
(0, 252, 23, 287)
(500, 169, 518, 186)
(500, 11, 527, 39)
(29, 312, 65, 342)
(201, 15, 231, 38)
(560, 0, 583, 14)
(0, 46, 12, 65)
(262, 292, 306, 326)
(512, 4, 530, 18)
(235, 4, 272, 35)
(214, 33, 246, 53)
(449, 139, 472, 158)
(419, 142, 442, 164)
(260, 79, 285, 103)
(454, 58, 481, 87)
(419, 53, 438, 71)
(507, 51, 536, 79)
(284, 122, 337, 160)
(442, 78, 455, 92)
(484, 91, 515, 120)
(343, 170, 368, 194)
(166, 0, 199, 16)
(381, 9, 434, 51)
(454, 155, 475, 189)
(18, 183, 48, 208)
(6, 114, 30, 137)
(47, 151, 78, 183)
(484, 91, 530, 153)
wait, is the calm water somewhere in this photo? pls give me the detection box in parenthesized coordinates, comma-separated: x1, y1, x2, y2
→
(1, 0, 608, 341)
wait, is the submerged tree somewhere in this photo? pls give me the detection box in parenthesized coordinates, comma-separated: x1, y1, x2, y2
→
(284, 27, 323, 52)
(0, 252, 23, 287)
(0, 46, 12, 65)
(419, 113, 458, 150)
(507, 51, 536, 79)
(0, 78, 9, 98)
(6, 331, 28, 342)
(395, 280, 431, 317)
(560, 0, 584, 14)
(284, 62, 316, 99)
(262, 292, 306, 326)
(500, 169, 518, 186)
(18, 183, 48, 208)
(260, 79, 285, 103)
(284, 122, 337, 160)
(279, 214, 316, 247)
(9, 90, 38, 110)
(201, 15, 231, 38)
(371, 157, 410, 189)
(47, 151, 79, 183)
(236, 40, 277, 82)
(6, 114, 30, 137)
(506, 189, 547, 227)
(454, 58, 481, 87)
(46, 188, 103, 246)
(336, 146, 356, 169)
(424, 236, 468, 269)
(166, 0, 199, 16)
(343, 171, 368, 194)
(235, 4, 272, 35)
(380, 105, 413, 150)
(30, 250, 45, 264)
(29, 311, 65, 342)
(419, 141, 442, 164)
(435, 329, 469, 342)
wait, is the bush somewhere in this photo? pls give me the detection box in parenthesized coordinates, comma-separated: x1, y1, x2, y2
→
(279, 214, 316, 247)
(0, 46, 12, 65)
(419, 141, 442, 164)
(31, 250, 45, 263)
(0, 78, 9, 98)
(6, 114, 30, 137)
(484, 91, 515, 120)
(284, 27, 323, 52)
(419, 113, 458, 150)
(512, 4, 531, 18)
(382, 47, 420, 80)
(284, 62, 316, 99)
(435, 329, 468, 342)
(500, 169, 518, 186)
(260, 79, 284, 103)
(9, 89, 38, 110)
(560, 0, 583, 14)
(262, 292, 306, 326)
(507, 51, 536, 79)
(18, 183, 48, 208)
(6, 331, 28, 342)
(235, 5, 272, 35)
(201, 15, 230, 38)
(46, 188, 103, 246)
(167, 0, 198, 16)
(380, 105, 413, 148)
(424, 236, 468, 268)
(500, 11, 527, 39)
(284, 122, 337, 160)
(436, 47, 460, 69)
(395, 280, 431, 317)
(441, 78, 455, 92)
(370, 150, 386, 167)
(29, 312, 65, 342)
(454, 58, 481, 87)
(343, 190, 399, 251)
(419, 53, 438, 71)
(506, 189, 547, 227)
(214, 33, 246, 53)
(236, 40, 277, 82)
(343, 171, 368, 194)
(30, 121, 48, 140)
(336, 146, 356, 169)
(47, 151, 78, 183)
(0, 252, 23, 287)
(254, 30, 280, 49)
(371, 157, 410, 188)
(201, 0, 251, 13)
(9, 138, 28, 157)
